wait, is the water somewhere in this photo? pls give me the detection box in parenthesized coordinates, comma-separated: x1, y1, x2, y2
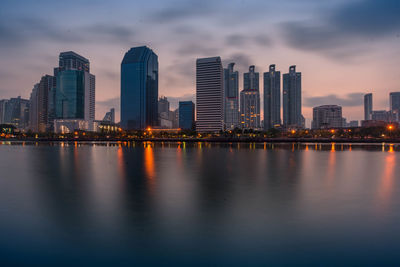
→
(0, 142, 400, 266)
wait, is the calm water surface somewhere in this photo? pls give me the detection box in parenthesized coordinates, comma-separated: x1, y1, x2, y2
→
(0, 142, 400, 266)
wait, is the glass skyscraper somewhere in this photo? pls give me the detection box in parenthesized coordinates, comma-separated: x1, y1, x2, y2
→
(121, 46, 158, 130)
(364, 93, 373, 121)
(283, 65, 302, 128)
(223, 63, 239, 130)
(179, 101, 195, 130)
(264, 64, 281, 130)
(54, 52, 95, 122)
(240, 65, 260, 129)
(390, 92, 400, 122)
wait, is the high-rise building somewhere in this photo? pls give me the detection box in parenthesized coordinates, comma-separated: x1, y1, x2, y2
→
(29, 84, 39, 132)
(4, 97, 30, 129)
(240, 65, 260, 129)
(0, 100, 8, 125)
(264, 64, 281, 130)
(283, 65, 302, 128)
(179, 101, 195, 130)
(158, 96, 170, 114)
(54, 52, 95, 127)
(103, 108, 115, 123)
(121, 46, 158, 130)
(364, 93, 373, 121)
(36, 75, 56, 132)
(223, 63, 239, 130)
(196, 57, 224, 133)
(390, 92, 400, 122)
(312, 105, 343, 129)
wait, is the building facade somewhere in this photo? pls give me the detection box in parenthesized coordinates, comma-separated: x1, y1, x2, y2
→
(264, 64, 281, 130)
(179, 101, 195, 130)
(55, 51, 95, 130)
(364, 93, 373, 121)
(312, 105, 343, 129)
(223, 63, 239, 130)
(121, 46, 158, 130)
(196, 57, 224, 133)
(390, 92, 400, 122)
(240, 65, 260, 129)
(3, 97, 30, 130)
(283, 65, 302, 128)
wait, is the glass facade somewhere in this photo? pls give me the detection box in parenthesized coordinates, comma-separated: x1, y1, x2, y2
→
(55, 70, 85, 119)
(121, 46, 158, 130)
(179, 101, 195, 130)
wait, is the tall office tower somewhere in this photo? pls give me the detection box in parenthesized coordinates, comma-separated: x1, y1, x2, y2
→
(283, 65, 302, 128)
(196, 57, 224, 133)
(390, 92, 400, 122)
(121, 46, 158, 130)
(240, 65, 260, 129)
(4, 97, 30, 129)
(312, 105, 343, 129)
(103, 108, 115, 123)
(29, 84, 39, 132)
(223, 63, 239, 130)
(0, 99, 8, 125)
(364, 93, 373, 121)
(55, 51, 95, 123)
(264, 64, 281, 130)
(179, 101, 195, 130)
(36, 75, 56, 132)
(158, 96, 170, 114)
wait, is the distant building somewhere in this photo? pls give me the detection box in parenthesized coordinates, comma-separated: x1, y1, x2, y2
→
(170, 109, 179, 129)
(103, 108, 115, 123)
(390, 92, 400, 122)
(283, 65, 302, 128)
(54, 119, 90, 134)
(0, 99, 7, 124)
(347, 120, 359, 127)
(264, 64, 281, 130)
(240, 65, 261, 129)
(158, 96, 170, 114)
(121, 46, 158, 130)
(29, 84, 39, 132)
(158, 96, 172, 128)
(364, 93, 373, 121)
(3, 97, 30, 130)
(312, 105, 343, 129)
(179, 101, 195, 130)
(223, 63, 239, 130)
(196, 57, 224, 133)
(55, 51, 95, 131)
(371, 110, 390, 122)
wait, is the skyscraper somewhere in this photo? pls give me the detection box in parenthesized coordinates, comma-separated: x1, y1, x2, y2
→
(4, 97, 30, 129)
(312, 105, 343, 129)
(196, 57, 224, 133)
(240, 65, 260, 129)
(55, 52, 95, 124)
(223, 63, 239, 130)
(121, 46, 158, 130)
(264, 64, 281, 130)
(29, 84, 39, 132)
(390, 92, 400, 122)
(364, 93, 373, 121)
(283, 65, 302, 128)
(0, 99, 8, 125)
(179, 101, 195, 130)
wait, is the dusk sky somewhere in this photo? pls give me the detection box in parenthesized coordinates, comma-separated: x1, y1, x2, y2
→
(1, 0, 399, 125)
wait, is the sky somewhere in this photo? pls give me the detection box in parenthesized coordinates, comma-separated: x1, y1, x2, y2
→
(0, 0, 399, 125)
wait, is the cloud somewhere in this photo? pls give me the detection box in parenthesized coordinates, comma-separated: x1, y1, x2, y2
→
(176, 43, 220, 56)
(281, 0, 400, 58)
(223, 53, 253, 71)
(97, 97, 119, 108)
(0, 17, 136, 48)
(150, 0, 216, 23)
(304, 93, 364, 107)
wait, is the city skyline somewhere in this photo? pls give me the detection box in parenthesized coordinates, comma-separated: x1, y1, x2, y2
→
(1, 0, 399, 125)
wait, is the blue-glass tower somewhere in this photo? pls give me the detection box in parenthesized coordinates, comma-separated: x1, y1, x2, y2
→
(179, 101, 195, 130)
(121, 46, 158, 130)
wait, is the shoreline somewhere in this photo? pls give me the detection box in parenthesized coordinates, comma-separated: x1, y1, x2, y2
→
(2, 138, 400, 144)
